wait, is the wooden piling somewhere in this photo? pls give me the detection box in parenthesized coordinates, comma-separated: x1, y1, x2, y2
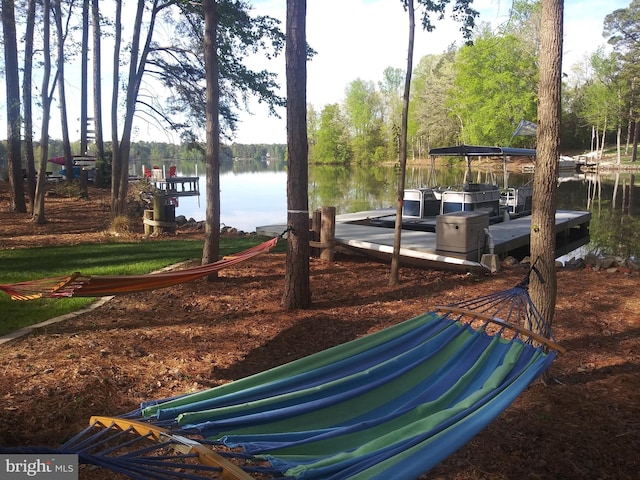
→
(320, 206, 336, 262)
(153, 195, 165, 235)
(309, 206, 336, 261)
(143, 210, 153, 236)
(311, 209, 322, 257)
(143, 195, 176, 235)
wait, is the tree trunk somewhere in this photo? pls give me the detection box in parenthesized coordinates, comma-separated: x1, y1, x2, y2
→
(54, 0, 74, 182)
(80, 0, 89, 156)
(390, 0, 415, 286)
(114, 0, 145, 215)
(530, 0, 563, 333)
(92, 0, 106, 162)
(201, 0, 221, 278)
(282, 0, 311, 309)
(599, 116, 607, 158)
(629, 174, 636, 216)
(33, 0, 52, 224)
(110, 0, 122, 213)
(2, 0, 26, 213)
(112, 0, 161, 216)
(617, 125, 622, 165)
(626, 78, 636, 155)
(632, 121, 639, 163)
(22, 0, 37, 209)
(617, 90, 623, 165)
(612, 171, 620, 211)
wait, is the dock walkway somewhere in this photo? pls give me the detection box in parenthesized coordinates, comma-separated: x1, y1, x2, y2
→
(333, 210, 590, 270)
(257, 209, 591, 271)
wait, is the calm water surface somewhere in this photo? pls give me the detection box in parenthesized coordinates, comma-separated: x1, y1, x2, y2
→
(175, 165, 602, 231)
(159, 160, 638, 258)
(177, 171, 287, 231)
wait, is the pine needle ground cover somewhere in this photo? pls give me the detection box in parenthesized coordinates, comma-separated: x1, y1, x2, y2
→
(0, 237, 279, 336)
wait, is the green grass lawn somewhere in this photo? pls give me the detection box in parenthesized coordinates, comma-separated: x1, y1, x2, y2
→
(0, 236, 283, 336)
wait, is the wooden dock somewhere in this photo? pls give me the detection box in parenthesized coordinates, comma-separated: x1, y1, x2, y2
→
(334, 210, 590, 271)
(257, 209, 591, 272)
(151, 176, 200, 197)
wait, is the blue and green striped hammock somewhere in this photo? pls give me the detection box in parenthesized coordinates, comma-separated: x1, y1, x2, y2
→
(2, 273, 563, 480)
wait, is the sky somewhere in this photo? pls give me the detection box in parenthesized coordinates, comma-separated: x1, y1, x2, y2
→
(234, 0, 631, 144)
(0, 0, 633, 147)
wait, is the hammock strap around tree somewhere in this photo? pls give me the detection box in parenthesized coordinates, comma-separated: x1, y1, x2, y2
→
(0, 236, 278, 301)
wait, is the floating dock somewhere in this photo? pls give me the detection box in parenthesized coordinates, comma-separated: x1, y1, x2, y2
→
(257, 209, 591, 272)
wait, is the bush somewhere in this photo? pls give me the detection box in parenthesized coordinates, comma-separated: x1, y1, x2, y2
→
(109, 215, 134, 234)
(52, 181, 83, 198)
(125, 180, 157, 216)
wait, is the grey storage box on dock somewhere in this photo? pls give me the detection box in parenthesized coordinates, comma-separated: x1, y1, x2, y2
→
(436, 211, 489, 259)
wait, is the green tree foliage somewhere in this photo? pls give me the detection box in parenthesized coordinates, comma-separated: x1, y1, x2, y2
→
(409, 0, 477, 39)
(379, 67, 405, 159)
(499, 0, 542, 57)
(343, 79, 385, 163)
(561, 59, 594, 151)
(410, 50, 459, 153)
(604, 0, 640, 160)
(578, 49, 626, 157)
(313, 104, 352, 164)
(449, 29, 538, 145)
(604, 0, 640, 64)
(230, 143, 286, 161)
(307, 103, 319, 152)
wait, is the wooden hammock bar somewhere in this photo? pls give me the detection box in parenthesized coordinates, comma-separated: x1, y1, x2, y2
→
(90, 416, 255, 480)
(435, 305, 566, 354)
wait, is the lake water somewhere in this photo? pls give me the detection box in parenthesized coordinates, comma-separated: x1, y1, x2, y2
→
(177, 171, 288, 231)
(174, 166, 591, 231)
(163, 161, 639, 259)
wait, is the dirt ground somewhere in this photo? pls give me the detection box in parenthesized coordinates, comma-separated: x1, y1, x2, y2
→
(0, 181, 638, 479)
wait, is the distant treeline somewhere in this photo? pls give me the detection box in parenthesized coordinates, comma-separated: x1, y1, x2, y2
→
(0, 140, 287, 169)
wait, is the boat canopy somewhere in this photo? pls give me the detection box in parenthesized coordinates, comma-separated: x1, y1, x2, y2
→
(429, 145, 536, 158)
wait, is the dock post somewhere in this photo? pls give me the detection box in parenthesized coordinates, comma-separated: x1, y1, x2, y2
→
(308, 207, 336, 261)
(143, 197, 176, 235)
(320, 206, 336, 262)
(481, 254, 500, 273)
(153, 194, 165, 235)
(164, 202, 176, 233)
(311, 209, 321, 257)
(143, 210, 153, 236)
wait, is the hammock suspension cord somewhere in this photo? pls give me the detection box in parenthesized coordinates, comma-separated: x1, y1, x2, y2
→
(436, 261, 562, 353)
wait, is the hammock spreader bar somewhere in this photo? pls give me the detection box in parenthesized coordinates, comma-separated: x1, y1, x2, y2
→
(0, 237, 278, 300)
(434, 306, 565, 354)
(88, 417, 256, 480)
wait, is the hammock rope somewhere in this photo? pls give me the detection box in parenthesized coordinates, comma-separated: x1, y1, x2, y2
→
(0, 268, 563, 479)
(0, 237, 278, 301)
